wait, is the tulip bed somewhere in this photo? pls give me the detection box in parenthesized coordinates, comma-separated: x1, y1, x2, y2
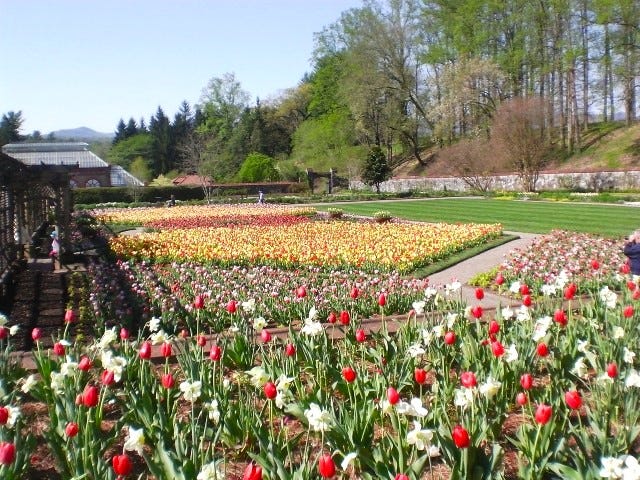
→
(0, 206, 639, 479)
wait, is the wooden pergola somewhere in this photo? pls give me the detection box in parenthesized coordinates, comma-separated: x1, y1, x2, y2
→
(0, 151, 73, 292)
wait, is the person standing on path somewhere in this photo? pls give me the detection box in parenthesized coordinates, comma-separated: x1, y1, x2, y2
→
(623, 230, 640, 275)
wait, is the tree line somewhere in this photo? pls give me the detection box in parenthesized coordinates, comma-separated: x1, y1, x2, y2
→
(3, 0, 639, 192)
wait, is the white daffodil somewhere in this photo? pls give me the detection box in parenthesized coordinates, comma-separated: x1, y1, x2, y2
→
(479, 377, 502, 399)
(242, 298, 256, 313)
(599, 286, 618, 309)
(307, 306, 317, 321)
(204, 400, 221, 424)
(406, 421, 436, 453)
(432, 325, 444, 338)
(577, 339, 591, 353)
(613, 326, 625, 340)
(622, 455, 640, 479)
(555, 270, 569, 289)
(341, 452, 358, 470)
(599, 456, 624, 479)
(444, 281, 461, 296)
(421, 328, 434, 346)
(50, 371, 65, 394)
(500, 306, 514, 320)
(4, 405, 20, 428)
(516, 305, 531, 322)
(407, 343, 426, 358)
(9, 325, 18, 336)
(446, 312, 458, 329)
(150, 329, 168, 345)
(623, 347, 636, 364)
(300, 318, 323, 337)
(541, 284, 557, 297)
(21, 374, 37, 394)
(571, 357, 589, 379)
(625, 369, 640, 389)
(509, 281, 522, 294)
(59, 360, 78, 377)
(504, 344, 519, 363)
(532, 316, 552, 341)
(412, 300, 426, 315)
(424, 287, 438, 299)
(197, 460, 224, 480)
(396, 397, 428, 417)
(252, 316, 267, 332)
(101, 351, 127, 383)
(148, 317, 161, 332)
(246, 366, 269, 387)
(179, 380, 202, 402)
(0, 313, 7, 326)
(124, 426, 145, 455)
(304, 403, 333, 432)
(454, 387, 475, 409)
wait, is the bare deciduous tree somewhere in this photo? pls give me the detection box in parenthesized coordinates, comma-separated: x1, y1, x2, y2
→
(178, 131, 217, 203)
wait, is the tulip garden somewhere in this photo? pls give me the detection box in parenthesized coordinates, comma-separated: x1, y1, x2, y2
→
(0, 203, 639, 479)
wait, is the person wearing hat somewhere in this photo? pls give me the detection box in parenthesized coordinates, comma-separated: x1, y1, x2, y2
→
(623, 230, 640, 275)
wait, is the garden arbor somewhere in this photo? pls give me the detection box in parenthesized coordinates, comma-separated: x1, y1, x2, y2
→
(0, 152, 73, 292)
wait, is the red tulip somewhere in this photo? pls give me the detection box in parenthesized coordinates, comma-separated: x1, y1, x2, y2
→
(378, 293, 387, 307)
(112, 453, 132, 476)
(564, 283, 577, 300)
(516, 392, 528, 406)
(65, 422, 79, 437)
(565, 390, 582, 410)
(395, 475, 410, 480)
(296, 286, 307, 298)
(160, 342, 172, 358)
(0, 407, 7, 425)
(355, 329, 366, 343)
(452, 424, 470, 448)
(120, 328, 130, 340)
(607, 362, 618, 378)
(243, 462, 263, 480)
(64, 309, 76, 323)
(535, 403, 552, 425)
(209, 345, 222, 361)
(53, 342, 65, 356)
(475, 288, 484, 300)
(139, 341, 152, 360)
(520, 373, 533, 390)
(193, 294, 205, 309)
(491, 340, 505, 357)
(495, 273, 505, 285)
(522, 295, 532, 307)
(318, 453, 336, 478)
(488, 320, 500, 335)
(327, 311, 337, 324)
(197, 335, 207, 347)
(342, 366, 356, 383)
(350, 286, 359, 299)
(0, 327, 7, 340)
(520, 284, 530, 296)
(179, 329, 189, 338)
(285, 343, 296, 357)
(387, 387, 400, 405)
(536, 343, 549, 357)
(414, 368, 427, 385)
(264, 381, 277, 400)
(0, 441, 16, 465)
(101, 370, 115, 386)
(553, 309, 567, 326)
(161, 373, 175, 389)
(260, 330, 272, 343)
(623, 305, 634, 318)
(226, 300, 237, 314)
(460, 371, 477, 388)
(471, 305, 483, 319)
(628, 280, 637, 291)
(31, 328, 41, 341)
(78, 355, 92, 371)
(81, 385, 99, 408)
(444, 331, 456, 345)
(591, 259, 600, 270)
(621, 263, 631, 274)
(339, 310, 350, 325)
(634, 289, 640, 300)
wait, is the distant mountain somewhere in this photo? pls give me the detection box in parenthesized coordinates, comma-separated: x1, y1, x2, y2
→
(49, 127, 113, 141)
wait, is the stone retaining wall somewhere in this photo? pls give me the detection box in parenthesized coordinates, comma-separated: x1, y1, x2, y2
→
(350, 169, 640, 193)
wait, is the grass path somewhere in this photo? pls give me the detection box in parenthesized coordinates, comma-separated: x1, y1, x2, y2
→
(318, 198, 639, 237)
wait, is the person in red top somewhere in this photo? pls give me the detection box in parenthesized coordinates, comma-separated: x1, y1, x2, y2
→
(623, 230, 640, 275)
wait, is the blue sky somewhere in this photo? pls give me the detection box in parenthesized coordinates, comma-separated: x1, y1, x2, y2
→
(0, 0, 362, 135)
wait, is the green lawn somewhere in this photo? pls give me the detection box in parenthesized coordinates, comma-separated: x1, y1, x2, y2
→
(327, 198, 639, 237)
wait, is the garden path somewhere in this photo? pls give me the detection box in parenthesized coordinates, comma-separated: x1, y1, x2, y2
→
(425, 232, 540, 308)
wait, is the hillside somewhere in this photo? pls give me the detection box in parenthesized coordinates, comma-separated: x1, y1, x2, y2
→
(393, 122, 640, 178)
(50, 127, 113, 141)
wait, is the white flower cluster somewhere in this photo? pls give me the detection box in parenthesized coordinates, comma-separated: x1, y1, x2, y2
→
(600, 455, 640, 479)
(304, 403, 334, 432)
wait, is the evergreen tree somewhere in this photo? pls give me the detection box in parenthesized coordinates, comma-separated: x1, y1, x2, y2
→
(113, 118, 127, 145)
(125, 118, 138, 138)
(361, 146, 391, 193)
(0, 110, 25, 145)
(149, 106, 172, 175)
